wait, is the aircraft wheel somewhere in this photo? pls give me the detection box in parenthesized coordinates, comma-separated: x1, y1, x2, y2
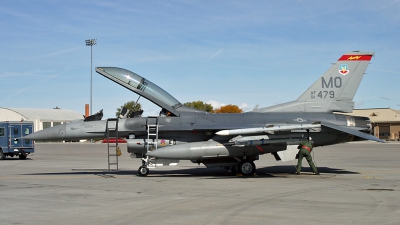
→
(238, 160, 256, 176)
(0, 149, 6, 160)
(138, 166, 149, 177)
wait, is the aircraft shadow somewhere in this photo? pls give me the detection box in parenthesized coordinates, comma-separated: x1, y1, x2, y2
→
(25, 168, 246, 179)
(24, 165, 358, 178)
(257, 165, 360, 175)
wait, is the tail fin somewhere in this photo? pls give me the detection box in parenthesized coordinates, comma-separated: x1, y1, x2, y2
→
(258, 51, 374, 113)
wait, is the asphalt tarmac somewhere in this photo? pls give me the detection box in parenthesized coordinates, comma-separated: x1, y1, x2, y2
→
(1, 142, 400, 225)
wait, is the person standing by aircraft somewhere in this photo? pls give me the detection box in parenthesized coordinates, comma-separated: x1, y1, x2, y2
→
(296, 137, 319, 175)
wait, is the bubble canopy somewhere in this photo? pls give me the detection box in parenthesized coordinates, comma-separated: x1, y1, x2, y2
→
(95, 67, 181, 113)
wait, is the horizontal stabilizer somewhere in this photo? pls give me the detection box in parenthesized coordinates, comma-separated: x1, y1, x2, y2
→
(322, 122, 384, 143)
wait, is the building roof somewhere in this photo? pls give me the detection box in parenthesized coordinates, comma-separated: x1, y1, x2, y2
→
(338, 108, 400, 123)
(0, 107, 83, 122)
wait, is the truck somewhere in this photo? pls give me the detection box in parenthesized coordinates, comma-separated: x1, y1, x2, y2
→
(0, 121, 34, 160)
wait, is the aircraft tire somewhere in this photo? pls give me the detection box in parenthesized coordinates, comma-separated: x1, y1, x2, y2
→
(0, 149, 5, 160)
(238, 160, 256, 176)
(138, 166, 149, 176)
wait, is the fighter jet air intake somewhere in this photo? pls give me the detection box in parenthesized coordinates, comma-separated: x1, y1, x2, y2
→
(26, 51, 383, 176)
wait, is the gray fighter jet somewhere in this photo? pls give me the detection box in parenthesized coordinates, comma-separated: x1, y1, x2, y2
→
(26, 51, 382, 176)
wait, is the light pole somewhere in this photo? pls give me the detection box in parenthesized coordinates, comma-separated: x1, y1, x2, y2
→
(85, 39, 96, 116)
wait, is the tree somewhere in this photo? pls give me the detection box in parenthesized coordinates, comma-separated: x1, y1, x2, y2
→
(183, 101, 213, 112)
(116, 101, 142, 117)
(213, 104, 243, 113)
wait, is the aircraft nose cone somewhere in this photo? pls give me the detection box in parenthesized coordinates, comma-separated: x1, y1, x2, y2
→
(25, 124, 67, 141)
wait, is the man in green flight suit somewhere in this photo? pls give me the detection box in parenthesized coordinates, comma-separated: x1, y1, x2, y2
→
(296, 137, 319, 175)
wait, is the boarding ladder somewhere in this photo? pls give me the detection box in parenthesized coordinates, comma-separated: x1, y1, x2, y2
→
(106, 118, 121, 171)
(143, 116, 159, 169)
(146, 116, 159, 153)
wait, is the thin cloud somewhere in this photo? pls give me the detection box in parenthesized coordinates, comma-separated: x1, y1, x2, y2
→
(240, 102, 251, 111)
(207, 100, 251, 111)
(1, 74, 59, 101)
(370, 68, 400, 74)
(0, 70, 55, 79)
(354, 101, 365, 108)
(210, 49, 223, 59)
(207, 100, 225, 109)
(0, 47, 84, 61)
(22, 47, 83, 60)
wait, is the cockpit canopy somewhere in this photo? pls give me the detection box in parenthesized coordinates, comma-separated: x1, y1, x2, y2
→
(96, 67, 182, 115)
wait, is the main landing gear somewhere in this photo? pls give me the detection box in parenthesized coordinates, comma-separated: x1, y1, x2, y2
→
(230, 158, 257, 176)
(237, 160, 256, 176)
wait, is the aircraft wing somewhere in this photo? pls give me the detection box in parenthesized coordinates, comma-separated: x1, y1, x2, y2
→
(321, 122, 384, 143)
(216, 122, 383, 143)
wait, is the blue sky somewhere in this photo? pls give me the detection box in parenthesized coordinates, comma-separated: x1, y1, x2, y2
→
(1, 0, 400, 118)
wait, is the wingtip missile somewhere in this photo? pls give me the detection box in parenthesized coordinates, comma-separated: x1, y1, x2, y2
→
(215, 130, 230, 136)
(216, 124, 322, 136)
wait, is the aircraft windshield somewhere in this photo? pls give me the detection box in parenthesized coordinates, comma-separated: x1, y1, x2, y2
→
(97, 67, 181, 108)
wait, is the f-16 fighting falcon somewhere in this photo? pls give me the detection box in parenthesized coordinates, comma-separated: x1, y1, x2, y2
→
(26, 51, 383, 176)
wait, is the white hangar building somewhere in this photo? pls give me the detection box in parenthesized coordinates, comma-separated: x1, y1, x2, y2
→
(0, 107, 83, 132)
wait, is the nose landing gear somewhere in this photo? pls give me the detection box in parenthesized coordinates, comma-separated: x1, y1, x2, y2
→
(138, 157, 150, 177)
(138, 165, 149, 176)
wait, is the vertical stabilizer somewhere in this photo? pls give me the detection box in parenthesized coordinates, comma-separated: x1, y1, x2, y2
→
(257, 51, 374, 113)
